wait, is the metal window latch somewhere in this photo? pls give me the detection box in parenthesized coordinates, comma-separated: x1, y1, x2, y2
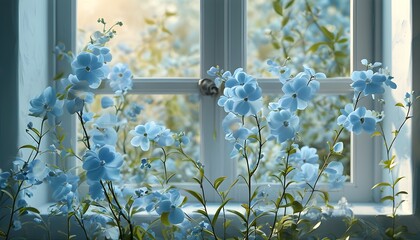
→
(198, 78, 219, 96)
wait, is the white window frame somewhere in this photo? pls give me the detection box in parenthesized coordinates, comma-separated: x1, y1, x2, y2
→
(55, 0, 400, 206)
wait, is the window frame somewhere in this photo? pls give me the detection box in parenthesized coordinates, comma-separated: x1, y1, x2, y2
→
(58, 0, 386, 204)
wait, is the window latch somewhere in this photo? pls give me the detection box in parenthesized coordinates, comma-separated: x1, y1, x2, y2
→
(198, 78, 219, 96)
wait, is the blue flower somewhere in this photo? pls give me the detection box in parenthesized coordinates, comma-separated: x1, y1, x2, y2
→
(155, 127, 175, 147)
(293, 163, 319, 188)
(130, 121, 162, 151)
(82, 145, 123, 181)
(267, 59, 291, 84)
(49, 171, 79, 211)
(0, 172, 10, 188)
(29, 86, 63, 125)
(324, 161, 346, 189)
(225, 70, 257, 88)
(347, 107, 377, 134)
(155, 189, 185, 225)
(27, 159, 49, 185)
(336, 103, 354, 129)
(87, 44, 112, 63)
(101, 96, 114, 109)
(279, 77, 313, 111)
(351, 70, 386, 95)
(125, 103, 143, 121)
(90, 114, 118, 147)
(87, 180, 105, 200)
(333, 142, 344, 153)
(71, 52, 106, 89)
(108, 63, 133, 93)
(230, 84, 263, 116)
(267, 109, 300, 142)
(292, 146, 319, 166)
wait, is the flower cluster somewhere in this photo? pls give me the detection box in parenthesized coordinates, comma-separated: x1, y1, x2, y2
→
(0, 16, 414, 239)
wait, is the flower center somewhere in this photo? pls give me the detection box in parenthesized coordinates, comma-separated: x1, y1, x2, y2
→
(244, 98, 248, 102)
(360, 117, 365, 124)
(118, 73, 123, 78)
(292, 93, 297, 98)
(100, 160, 106, 166)
(283, 121, 289, 127)
(85, 66, 91, 72)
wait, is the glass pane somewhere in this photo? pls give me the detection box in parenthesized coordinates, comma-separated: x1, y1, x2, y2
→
(77, 94, 200, 184)
(247, 0, 350, 77)
(77, 0, 200, 77)
(237, 94, 351, 182)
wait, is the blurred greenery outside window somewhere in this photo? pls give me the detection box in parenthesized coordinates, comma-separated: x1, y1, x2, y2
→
(76, 0, 352, 185)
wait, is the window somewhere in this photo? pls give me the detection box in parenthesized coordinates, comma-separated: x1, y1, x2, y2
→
(57, 0, 383, 203)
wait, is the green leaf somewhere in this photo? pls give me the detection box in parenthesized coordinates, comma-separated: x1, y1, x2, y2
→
(184, 189, 205, 206)
(371, 131, 382, 137)
(396, 191, 408, 196)
(285, 0, 295, 9)
(372, 182, 391, 189)
(19, 206, 41, 215)
(227, 209, 246, 222)
(320, 26, 335, 40)
(53, 72, 64, 81)
(308, 42, 327, 52)
(283, 36, 294, 42)
(213, 176, 227, 190)
(144, 18, 155, 25)
(1, 189, 14, 200)
(393, 176, 405, 186)
(281, 17, 290, 27)
(212, 198, 230, 227)
(334, 51, 347, 58)
(380, 196, 394, 202)
(272, 40, 281, 50)
(0, 230, 6, 237)
(272, 1, 283, 16)
(395, 102, 405, 108)
(337, 38, 349, 43)
(291, 201, 303, 213)
(196, 209, 208, 217)
(161, 212, 170, 226)
(19, 144, 37, 151)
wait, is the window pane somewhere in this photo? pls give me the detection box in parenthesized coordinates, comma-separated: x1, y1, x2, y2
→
(77, 94, 200, 184)
(237, 94, 351, 182)
(247, 0, 350, 77)
(77, 0, 200, 78)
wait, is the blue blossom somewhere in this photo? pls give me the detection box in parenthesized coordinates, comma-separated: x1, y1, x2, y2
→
(101, 96, 114, 109)
(13, 220, 22, 231)
(0, 171, 10, 188)
(225, 70, 257, 88)
(85, 213, 119, 239)
(230, 84, 263, 116)
(82, 112, 94, 123)
(292, 146, 319, 166)
(125, 103, 143, 121)
(324, 161, 346, 189)
(404, 92, 413, 107)
(333, 142, 344, 153)
(90, 114, 118, 147)
(294, 163, 319, 188)
(155, 189, 185, 225)
(155, 127, 175, 147)
(140, 158, 151, 169)
(87, 180, 104, 200)
(27, 159, 49, 185)
(267, 59, 291, 83)
(108, 63, 133, 93)
(130, 121, 162, 151)
(267, 109, 300, 142)
(87, 44, 112, 63)
(279, 77, 313, 111)
(29, 86, 64, 125)
(336, 103, 354, 129)
(384, 76, 397, 89)
(351, 70, 386, 95)
(71, 52, 106, 88)
(347, 107, 377, 134)
(49, 171, 79, 212)
(82, 145, 123, 181)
